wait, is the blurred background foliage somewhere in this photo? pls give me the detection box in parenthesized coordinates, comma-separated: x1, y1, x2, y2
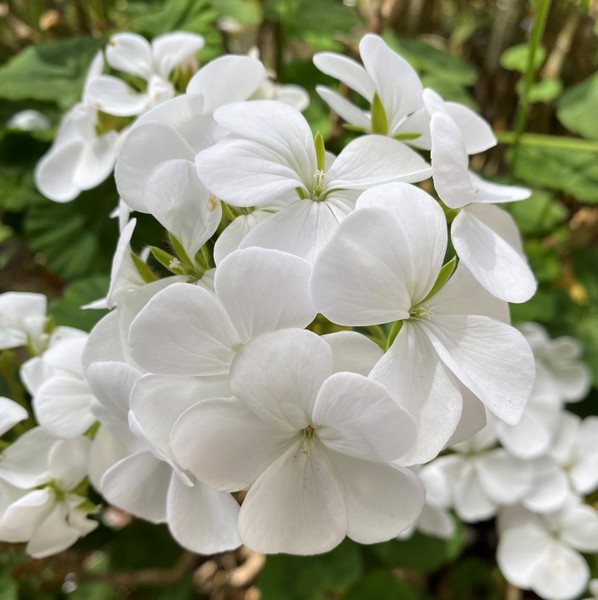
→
(1, 0, 598, 598)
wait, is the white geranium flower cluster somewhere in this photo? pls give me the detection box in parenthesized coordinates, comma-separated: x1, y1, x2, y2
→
(2, 33, 593, 588)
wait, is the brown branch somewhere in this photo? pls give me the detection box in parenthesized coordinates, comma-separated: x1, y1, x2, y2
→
(81, 551, 199, 588)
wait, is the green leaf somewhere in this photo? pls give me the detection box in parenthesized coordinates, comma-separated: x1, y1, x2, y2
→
(0, 37, 104, 107)
(516, 77, 562, 103)
(371, 525, 464, 573)
(500, 43, 546, 73)
(256, 539, 363, 600)
(48, 276, 110, 331)
(383, 32, 478, 85)
(0, 166, 46, 212)
(210, 0, 261, 24)
(450, 558, 503, 600)
(422, 256, 456, 303)
(370, 93, 389, 135)
(508, 145, 598, 203)
(128, 0, 221, 60)
(23, 182, 119, 280)
(557, 72, 598, 140)
(503, 189, 566, 236)
(132, 252, 159, 282)
(342, 571, 421, 600)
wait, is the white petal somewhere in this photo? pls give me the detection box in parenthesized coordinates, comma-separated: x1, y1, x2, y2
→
(523, 460, 570, 513)
(560, 503, 598, 552)
(370, 323, 463, 465)
(312, 52, 374, 100)
(532, 542, 589, 600)
(497, 526, 549, 588)
(166, 474, 241, 554)
(420, 314, 535, 425)
(48, 436, 90, 490)
(321, 331, 383, 376)
(0, 427, 56, 488)
(430, 261, 510, 323)
(88, 426, 129, 491)
(0, 397, 28, 436)
(445, 100, 496, 154)
(34, 140, 83, 202)
(33, 376, 95, 438)
(129, 283, 238, 376)
(315, 85, 371, 130)
(87, 76, 150, 116)
(215, 247, 315, 341)
(475, 449, 532, 505)
(452, 461, 497, 522)
(497, 407, 556, 459)
(238, 440, 346, 555)
(151, 32, 204, 79)
(311, 208, 412, 325)
(326, 135, 431, 190)
(230, 329, 333, 430)
(452, 204, 537, 303)
(187, 55, 266, 112)
(144, 159, 221, 260)
(314, 372, 416, 461)
(101, 451, 170, 523)
(213, 210, 271, 265)
(171, 397, 295, 492)
(82, 311, 126, 373)
(131, 374, 229, 466)
(330, 453, 425, 543)
(359, 34, 424, 132)
(0, 488, 53, 542)
(106, 32, 153, 79)
(115, 123, 194, 212)
(356, 182, 448, 303)
(238, 199, 350, 262)
(446, 384, 487, 446)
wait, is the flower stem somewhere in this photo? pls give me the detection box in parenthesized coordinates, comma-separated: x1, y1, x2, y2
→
(496, 131, 598, 154)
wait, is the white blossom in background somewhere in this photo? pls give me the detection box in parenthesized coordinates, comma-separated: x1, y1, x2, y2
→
(171, 328, 425, 554)
(433, 420, 533, 522)
(518, 322, 591, 403)
(196, 100, 431, 261)
(583, 580, 598, 600)
(21, 327, 96, 438)
(6, 110, 51, 131)
(0, 292, 47, 354)
(0, 397, 28, 436)
(313, 34, 495, 153)
(86, 32, 204, 117)
(0, 436, 97, 558)
(35, 51, 121, 202)
(498, 501, 598, 600)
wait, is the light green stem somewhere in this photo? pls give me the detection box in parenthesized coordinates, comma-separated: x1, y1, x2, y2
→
(496, 131, 598, 154)
(510, 0, 553, 173)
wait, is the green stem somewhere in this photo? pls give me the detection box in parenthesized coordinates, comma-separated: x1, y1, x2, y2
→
(510, 0, 553, 174)
(496, 131, 598, 154)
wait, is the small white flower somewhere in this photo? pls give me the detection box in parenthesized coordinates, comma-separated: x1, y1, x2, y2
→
(171, 328, 425, 554)
(0, 292, 47, 354)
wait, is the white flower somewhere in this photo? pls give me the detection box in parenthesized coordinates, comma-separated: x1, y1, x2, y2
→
(196, 100, 431, 261)
(0, 292, 47, 354)
(86, 32, 204, 117)
(128, 248, 316, 377)
(497, 501, 598, 600)
(0, 436, 97, 558)
(35, 51, 121, 203)
(115, 54, 266, 212)
(434, 421, 533, 522)
(85, 361, 241, 555)
(6, 110, 51, 131)
(21, 327, 96, 438)
(518, 322, 591, 403)
(429, 109, 536, 303)
(313, 34, 495, 153)
(171, 328, 425, 554)
(311, 182, 535, 463)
